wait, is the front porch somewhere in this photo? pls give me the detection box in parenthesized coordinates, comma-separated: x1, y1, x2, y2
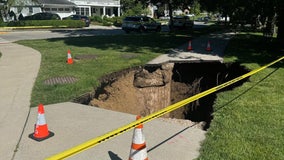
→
(70, 0, 121, 17)
(75, 6, 120, 17)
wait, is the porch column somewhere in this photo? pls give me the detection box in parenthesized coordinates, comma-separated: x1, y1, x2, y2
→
(118, 7, 120, 16)
(88, 6, 91, 16)
(103, 6, 106, 16)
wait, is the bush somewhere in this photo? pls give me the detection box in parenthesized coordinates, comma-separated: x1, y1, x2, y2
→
(7, 20, 85, 28)
(106, 17, 123, 27)
(0, 21, 6, 27)
(90, 15, 123, 27)
(91, 15, 103, 23)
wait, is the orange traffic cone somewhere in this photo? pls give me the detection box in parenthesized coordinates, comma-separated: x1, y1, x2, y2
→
(206, 40, 212, 51)
(129, 115, 148, 160)
(29, 104, 54, 142)
(187, 40, 193, 51)
(67, 49, 73, 64)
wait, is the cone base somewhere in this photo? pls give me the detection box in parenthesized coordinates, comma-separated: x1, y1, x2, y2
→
(187, 48, 193, 51)
(29, 131, 54, 142)
(66, 60, 73, 64)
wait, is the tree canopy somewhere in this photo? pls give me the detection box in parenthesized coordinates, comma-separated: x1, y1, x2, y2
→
(144, 0, 284, 39)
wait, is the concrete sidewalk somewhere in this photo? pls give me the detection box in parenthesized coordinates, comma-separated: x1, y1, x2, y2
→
(0, 43, 41, 160)
(14, 102, 206, 160)
(147, 32, 235, 65)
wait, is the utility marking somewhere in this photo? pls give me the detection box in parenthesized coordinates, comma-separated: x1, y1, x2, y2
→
(46, 56, 284, 160)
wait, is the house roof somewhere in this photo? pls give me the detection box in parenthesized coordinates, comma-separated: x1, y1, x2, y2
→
(14, 0, 39, 6)
(13, 0, 75, 6)
(38, 0, 76, 6)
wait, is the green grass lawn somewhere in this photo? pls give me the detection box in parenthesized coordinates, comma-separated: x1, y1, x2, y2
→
(17, 32, 192, 107)
(197, 34, 284, 159)
(16, 27, 284, 159)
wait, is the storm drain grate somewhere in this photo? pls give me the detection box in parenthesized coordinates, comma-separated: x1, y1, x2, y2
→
(44, 76, 78, 85)
(74, 54, 98, 60)
(121, 54, 138, 59)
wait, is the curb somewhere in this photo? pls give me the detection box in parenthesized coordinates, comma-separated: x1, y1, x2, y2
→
(0, 26, 70, 31)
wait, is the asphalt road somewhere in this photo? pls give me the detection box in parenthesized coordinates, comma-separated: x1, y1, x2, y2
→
(0, 22, 210, 43)
(0, 25, 124, 43)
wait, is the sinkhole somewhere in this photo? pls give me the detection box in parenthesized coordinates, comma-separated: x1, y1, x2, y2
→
(73, 62, 249, 130)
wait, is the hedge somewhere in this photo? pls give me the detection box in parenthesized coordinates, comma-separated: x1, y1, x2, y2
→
(7, 20, 85, 28)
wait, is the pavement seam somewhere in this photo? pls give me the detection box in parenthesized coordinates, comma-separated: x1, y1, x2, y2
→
(11, 107, 32, 160)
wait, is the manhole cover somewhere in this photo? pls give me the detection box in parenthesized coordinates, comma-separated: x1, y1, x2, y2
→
(44, 76, 78, 85)
(74, 54, 98, 60)
(121, 54, 138, 59)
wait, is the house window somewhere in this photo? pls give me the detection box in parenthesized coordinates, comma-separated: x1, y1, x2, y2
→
(92, 8, 96, 14)
(86, 8, 89, 15)
(106, 8, 111, 16)
(58, 8, 63, 12)
(29, 7, 32, 13)
(45, 8, 51, 11)
(51, 8, 57, 11)
(17, 7, 21, 13)
(65, 8, 70, 12)
(80, 8, 84, 15)
(75, 8, 79, 14)
(75, 7, 90, 16)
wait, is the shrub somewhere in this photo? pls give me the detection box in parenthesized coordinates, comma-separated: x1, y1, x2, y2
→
(7, 20, 85, 28)
(0, 21, 6, 27)
(109, 17, 123, 27)
(102, 16, 123, 27)
(91, 15, 103, 23)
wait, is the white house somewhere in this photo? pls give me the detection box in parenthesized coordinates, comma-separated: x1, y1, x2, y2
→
(9, 0, 76, 19)
(70, 0, 121, 17)
(38, 0, 77, 18)
(9, 0, 121, 20)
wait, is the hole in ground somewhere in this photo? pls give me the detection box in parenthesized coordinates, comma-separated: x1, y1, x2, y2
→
(73, 62, 249, 130)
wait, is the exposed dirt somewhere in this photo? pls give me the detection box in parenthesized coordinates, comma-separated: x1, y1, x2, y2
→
(74, 62, 249, 130)
(89, 64, 174, 117)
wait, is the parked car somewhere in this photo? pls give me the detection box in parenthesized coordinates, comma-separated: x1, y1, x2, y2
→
(169, 16, 194, 29)
(23, 12, 61, 20)
(122, 16, 161, 33)
(62, 15, 90, 27)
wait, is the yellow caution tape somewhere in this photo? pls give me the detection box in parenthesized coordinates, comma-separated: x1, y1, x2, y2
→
(46, 56, 284, 160)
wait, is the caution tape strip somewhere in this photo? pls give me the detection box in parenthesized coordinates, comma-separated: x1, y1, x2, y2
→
(46, 56, 284, 160)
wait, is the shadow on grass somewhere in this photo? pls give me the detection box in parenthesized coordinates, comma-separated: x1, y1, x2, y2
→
(46, 33, 192, 55)
(45, 24, 225, 56)
(224, 33, 284, 68)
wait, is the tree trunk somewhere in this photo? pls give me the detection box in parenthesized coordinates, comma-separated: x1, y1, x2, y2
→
(277, 1, 284, 41)
(168, 2, 173, 30)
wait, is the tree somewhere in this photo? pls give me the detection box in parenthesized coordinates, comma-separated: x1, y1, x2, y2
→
(199, 0, 283, 40)
(1, 0, 38, 22)
(191, 0, 201, 16)
(121, 0, 150, 16)
(0, 0, 9, 22)
(150, 0, 194, 27)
